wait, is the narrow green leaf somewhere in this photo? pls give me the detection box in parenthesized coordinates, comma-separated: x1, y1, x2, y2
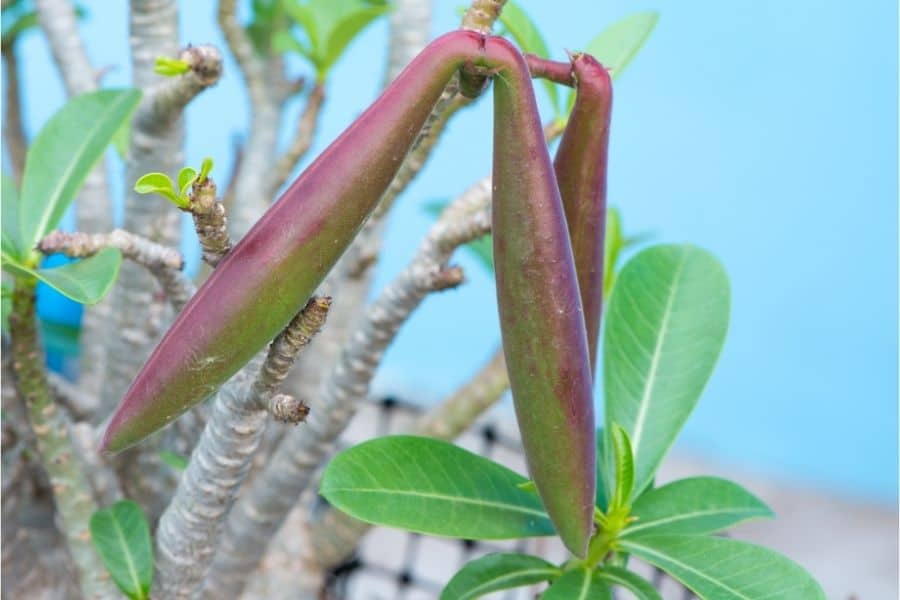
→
(89, 500, 154, 600)
(593, 566, 661, 600)
(153, 56, 190, 77)
(177, 167, 197, 198)
(2, 173, 21, 259)
(272, 29, 312, 58)
(198, 157, 214, 182)
(542, 567, 611, 600)
(322, 5, 390, 75)
(159, 450, 188, 471)
(594, 429, 609, 511)
(585, 13, 658, 79)
(320, 435, 555, 540)
(440, 553, 560, 600)
(112, 120, 131, 159)
(19, 89, 142, 252)
(620, 535, 825, 600)
(33, 248, 122, 305)
(609, 424, 634, 510)
(565, 12, 659, 112)
(623, 477, 772, 539)
(282, 0, 320, 55)
(603, 244, 730, 497)
(498, 1, 558, 115)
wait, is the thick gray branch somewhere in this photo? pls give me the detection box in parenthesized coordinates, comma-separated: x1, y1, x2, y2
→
(154, 297, 330, 598)
(205, 178, 488, 599)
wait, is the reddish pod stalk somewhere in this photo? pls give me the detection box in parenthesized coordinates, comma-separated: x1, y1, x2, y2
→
(487, 37, 596, 557)
(553, 54, 613, 373)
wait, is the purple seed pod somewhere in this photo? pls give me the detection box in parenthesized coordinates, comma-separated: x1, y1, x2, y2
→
(553, 53, 612, 374)
(486, 36, 596, 557)
(102, 30, 486, 454)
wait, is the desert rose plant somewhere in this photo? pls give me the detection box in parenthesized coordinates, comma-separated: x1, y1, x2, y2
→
(1, 0, 824, 598)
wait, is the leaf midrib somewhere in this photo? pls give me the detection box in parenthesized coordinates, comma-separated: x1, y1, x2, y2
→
(459, 567, 559, 599)
(110, 514, 144, 599)
(621, 539, 752, 600)
(623, 506, 768, 537)
(324, 486, 548, 519)
(628, 251, 687, 479)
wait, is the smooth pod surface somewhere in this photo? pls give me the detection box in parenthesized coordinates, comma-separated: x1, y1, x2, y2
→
(489, 37, 596, 557)
(102, 31, 487, 453)
(553, 53, 612, 373)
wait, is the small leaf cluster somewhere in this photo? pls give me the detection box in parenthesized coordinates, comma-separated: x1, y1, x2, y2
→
(90, 500, 154, 600)
(1, 89, 141, 307)
(133, 157, 214, 210)
(321, 244, 824, 599)
(274, 0, 391, 81)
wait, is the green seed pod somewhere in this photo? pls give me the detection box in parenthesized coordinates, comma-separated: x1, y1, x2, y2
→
(101, 31, 486, 454)
(487, 37, 596, 557)
(553, 53, 612, 373)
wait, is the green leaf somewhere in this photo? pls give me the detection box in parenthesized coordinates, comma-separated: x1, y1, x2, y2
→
(594, 429, 609, 511)
(565, 12, 659, 112)
(2, 248, 36, 279)
(159, 450, 188, 471)
(198, 157, 214, 183)
(321, 5, 390, 76)
(2, 173, 21, 260)
(282, 0, 320, 54)
(30, 248, 122, 305)
(176, 167, 197, 198)
(542, 567, 611, 600)
(89, 500, 154, 600)
(153, 56, 190, 77)
(19, 89, 142, 253)
(441, 553, 560, 600)
(623, 477, 772, 539)
(585, 12, 658, 79)
(272, 30, 311, 58)
(112, 120, 131, 159)
(320, 435, 555, 539)
(498, 1, 558, 115)
(133, 172, 185, 208)
(609, 424, 634, 511)
(603, 244, 730, 498)
(620, 535, 825, 600)
(593, 566, 661, 600)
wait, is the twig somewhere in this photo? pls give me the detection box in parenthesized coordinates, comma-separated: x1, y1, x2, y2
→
(7, 282, 119, 599)
(37, 229, 195, 312)
(206, 180, 486, 599)
(1, 45, 26, 181)
(153, 298, 330, 598)
(217, 0, 282, 236)
(265, 84, 326, 198)
(34, 0, 96, 95)
(188, 177, 232, 267)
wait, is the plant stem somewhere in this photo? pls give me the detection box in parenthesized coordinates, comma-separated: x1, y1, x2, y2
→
(8, 281, 119, 599)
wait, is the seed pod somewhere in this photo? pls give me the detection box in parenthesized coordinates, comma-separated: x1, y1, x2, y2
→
(553, 53, 612, 373)
(487, 36, 596, 557)
(101, 30, 486, 454)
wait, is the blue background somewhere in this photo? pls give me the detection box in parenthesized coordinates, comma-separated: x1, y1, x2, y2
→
(7, 0, 897, 502)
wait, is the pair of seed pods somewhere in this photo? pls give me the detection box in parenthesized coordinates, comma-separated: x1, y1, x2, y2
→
(102, 31, 612, 558)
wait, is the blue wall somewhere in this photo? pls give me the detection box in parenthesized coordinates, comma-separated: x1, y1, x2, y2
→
(9, 0, 897, 501)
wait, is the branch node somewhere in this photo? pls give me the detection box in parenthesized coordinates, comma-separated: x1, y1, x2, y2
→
(268, 394, 310, 425)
